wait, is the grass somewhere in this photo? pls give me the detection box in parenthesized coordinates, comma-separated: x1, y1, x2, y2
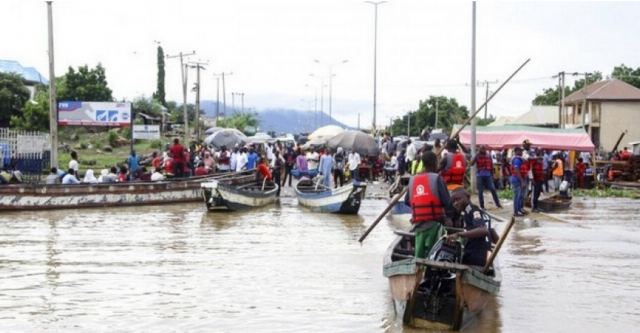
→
(496, 187, 639, 200)
(57, 129, 169, 170)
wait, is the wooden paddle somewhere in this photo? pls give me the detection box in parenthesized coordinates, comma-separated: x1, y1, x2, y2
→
(483, 216, 515, 273)
(358, 58, 531, 244)
(358, 188, 406, 243)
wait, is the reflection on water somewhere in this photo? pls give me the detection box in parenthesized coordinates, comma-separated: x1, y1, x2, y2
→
(0, 197, 638, 332)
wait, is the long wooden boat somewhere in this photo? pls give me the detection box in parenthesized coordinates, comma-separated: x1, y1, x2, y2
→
(0, 173, 237, 211)
(294, 181, 366, 214)
(201, 176, 279, 211)
(383, 228, 501, 330)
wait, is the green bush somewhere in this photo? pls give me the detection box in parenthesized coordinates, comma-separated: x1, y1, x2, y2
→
(108, 130, 118, 147)
(149, 139, 163, 149)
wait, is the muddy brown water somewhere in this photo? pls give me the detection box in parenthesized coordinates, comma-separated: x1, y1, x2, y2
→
(0, 197, 638, 332)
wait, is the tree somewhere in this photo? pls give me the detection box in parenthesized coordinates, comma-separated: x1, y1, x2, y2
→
(533, 71, 603, 105)
(612, 64, 640, 89)
(133, 96, 166, 118)
(10, 87, 49, 131)
(389, 96, 469, 136)
(0, 72, 31, 127)
(152, 45, 166, 106)
(217, 112, 259, 134)
(57, 64, 113, 101)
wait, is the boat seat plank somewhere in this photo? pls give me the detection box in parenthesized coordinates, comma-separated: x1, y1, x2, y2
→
(393, 230, 415, 238)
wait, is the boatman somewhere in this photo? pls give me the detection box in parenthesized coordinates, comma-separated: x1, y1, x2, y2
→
(439, 140, 467, 190)
(447, 189, 493, 267)
(469, 145, 502, 210)
(405, 150, 453, 258)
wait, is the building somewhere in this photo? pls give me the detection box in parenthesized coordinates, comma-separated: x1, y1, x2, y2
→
(495, 105, 559, 128)
(562, 79, 640, 152)
(0, 59, 48, 99)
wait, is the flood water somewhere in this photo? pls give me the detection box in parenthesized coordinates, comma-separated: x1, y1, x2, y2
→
(0, 197, 638, 332)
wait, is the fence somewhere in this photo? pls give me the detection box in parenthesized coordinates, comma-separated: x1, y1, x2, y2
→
(0, 128, 51, 183)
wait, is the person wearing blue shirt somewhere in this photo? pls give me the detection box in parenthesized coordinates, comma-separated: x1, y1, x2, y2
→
(247, 148, 258, 170)
(510, 147, 527, 217)
(542, 150, 551, 192)
(127, 150, 140, 177)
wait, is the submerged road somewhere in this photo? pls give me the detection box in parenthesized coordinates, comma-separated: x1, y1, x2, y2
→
(0, 197, 638, 332)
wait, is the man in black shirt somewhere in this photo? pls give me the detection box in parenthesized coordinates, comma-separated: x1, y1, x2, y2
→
(446, 189, 492, 267)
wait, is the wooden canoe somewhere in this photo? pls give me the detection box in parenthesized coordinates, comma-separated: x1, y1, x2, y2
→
(0, 173, 245, 211)
(383, 229, 501, 331)
(294, 181, 366, 214)
(201, 176, 279, 211)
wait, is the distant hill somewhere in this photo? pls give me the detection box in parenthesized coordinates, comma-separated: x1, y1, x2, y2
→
(200, 100, 350, 134)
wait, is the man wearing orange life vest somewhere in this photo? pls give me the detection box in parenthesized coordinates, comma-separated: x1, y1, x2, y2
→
(405, 150, 454, 258)
(439, 140, 467, 191)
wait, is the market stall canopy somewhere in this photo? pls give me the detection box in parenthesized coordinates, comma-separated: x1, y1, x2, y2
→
(456, 125, 595, 152)
(326, 130, 380, 156)
(308, 125, 344, 141)
(246, 132, 273, 144)
(204, 128, 247, 149)
(204, 127, 224, 135)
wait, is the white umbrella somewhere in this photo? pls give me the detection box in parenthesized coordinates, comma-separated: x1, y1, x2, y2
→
(204, 128, 247, 148)
(308, 125, 344, 141)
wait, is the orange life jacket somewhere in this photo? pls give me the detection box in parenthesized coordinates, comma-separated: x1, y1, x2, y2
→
(442, 152, 466, 185)
(410, 173, 445, 224)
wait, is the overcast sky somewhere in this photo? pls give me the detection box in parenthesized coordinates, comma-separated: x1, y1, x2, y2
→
(3, 0, 640, 128)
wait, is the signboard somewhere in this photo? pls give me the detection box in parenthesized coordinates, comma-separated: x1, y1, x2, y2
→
(57, 101, 131, 126)
(132, 125, 160, 140)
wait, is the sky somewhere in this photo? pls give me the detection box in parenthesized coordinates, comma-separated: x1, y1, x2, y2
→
(2, 0, 640, 129)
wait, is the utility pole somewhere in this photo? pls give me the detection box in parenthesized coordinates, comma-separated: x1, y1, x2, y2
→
(320, 78, 325, 126)
(357, 113, 361, 130)
(365, 1, 386, 134)
(239, 93, 245, 112)
(46, 1, 58, 168)
(407, 112, 411, 137)
(470, 1, 477, 193)
(166, 50, 196, 144)
(560, 72, 566, 129)
(478, 80, 498, 119)
(435, 99, 439, 129)
(188, 61, 207, 142)
(213, 72, 232, 117)
(231, 92, 235, 111)
(215, 77, 220, 124)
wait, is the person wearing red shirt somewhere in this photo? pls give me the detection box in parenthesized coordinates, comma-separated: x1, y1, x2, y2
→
(194, 162, 209, 176)
(163, 154, 174, 177)
(529, 150, 545, 212)
(575, 157, 587, 188)
(151, 152, 162, 170)
(620, 147, 631, 161)
(257, 158, 272, 183)
(170, 138, 185, 178)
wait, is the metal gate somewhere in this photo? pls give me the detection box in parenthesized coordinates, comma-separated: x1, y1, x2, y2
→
(0, 128, 50, 183)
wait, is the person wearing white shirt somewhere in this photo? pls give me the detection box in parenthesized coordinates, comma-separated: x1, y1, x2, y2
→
(68, 151, 79, 176)
(151, 168, 166, 181)
(348, 151, 361, 182)
(406, 140, 417, 164)
(307, 150, 320, 171)
(62, 168, 80, 184)
(236, 148, 248, 172)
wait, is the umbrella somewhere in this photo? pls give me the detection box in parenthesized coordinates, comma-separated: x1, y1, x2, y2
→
(308, 125, 344, 141)
(204, 128, 247, 149)
(302, 137, 327, 151)
(204, 127, 224, 135)
(326, 130, 380, 156)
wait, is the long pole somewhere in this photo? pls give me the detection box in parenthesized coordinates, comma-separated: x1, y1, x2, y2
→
(328, 71, 333, 122)
(484, 82, 490, 119)
(222, 73, 227, 115)
(231, 92, 235, 111)
(320, 78, 325, 125)
(359, 58, 531, 243)
(371, 2, 382, 132)
(46, 1, 58, 168)
(470, 1, 477, 193)
(560, 72, 566, 129)
(407, 112, 410, 136)
(195, 65, 201, 141)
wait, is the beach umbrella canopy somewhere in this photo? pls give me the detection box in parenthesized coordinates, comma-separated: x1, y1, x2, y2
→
(308, 125, 344, 141)
(326, 130, 380, 156)
(204, 128, 247, 148)
(204, 127, 224, 135)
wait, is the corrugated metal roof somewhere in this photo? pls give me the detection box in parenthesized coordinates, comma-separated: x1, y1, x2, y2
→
(0, 59, 48, 84)
(563, 79, 640, 104)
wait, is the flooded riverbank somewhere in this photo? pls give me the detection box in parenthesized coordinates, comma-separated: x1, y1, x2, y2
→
(0, 197, 638, 332)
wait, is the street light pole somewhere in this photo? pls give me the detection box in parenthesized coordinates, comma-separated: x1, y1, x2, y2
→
(365, 1, 386, 134)
(188, 61, 207, 142)
(46, 1, 58, 168)
(470, 1, 477, 193)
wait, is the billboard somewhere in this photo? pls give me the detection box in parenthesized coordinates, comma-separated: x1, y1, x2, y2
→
(132, 125, 160, 140)
(57, 101, 131, 126)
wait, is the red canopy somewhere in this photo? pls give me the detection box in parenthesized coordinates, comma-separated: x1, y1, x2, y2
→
(457, 125, 595, 152)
